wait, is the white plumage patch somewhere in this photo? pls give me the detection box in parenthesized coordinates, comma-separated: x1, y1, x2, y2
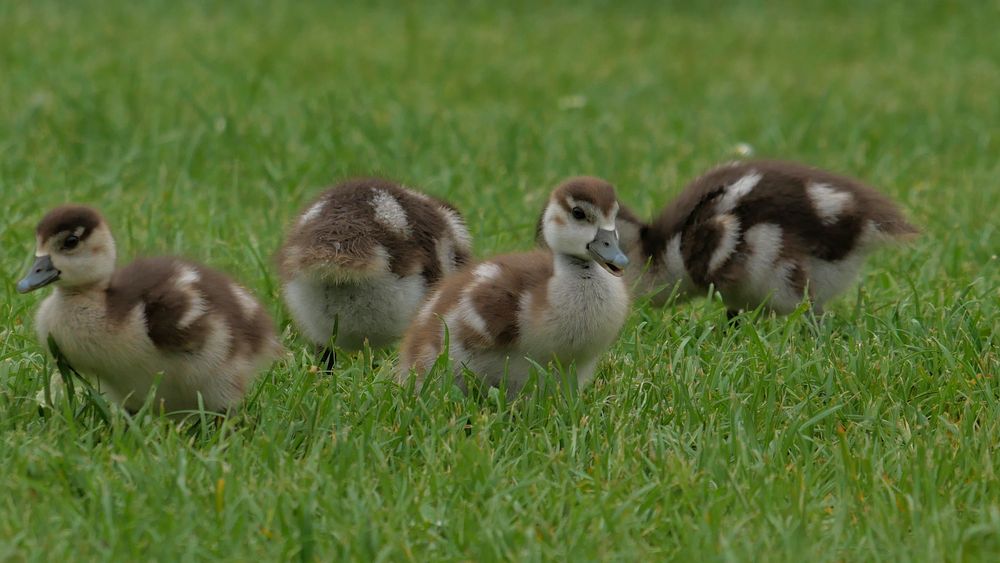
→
(473, 262, 501, 281)
(371, 190, 412, 237)
(454, 267, 496, 339)
(807, 182, 853, 225)
(663, 235, 685, 282)
(743, 223, 783, 284)
(416, 289, 442, 322)
(708, 214, 741, 273)
(299, 199, 326, 226)
(517, 291, 534, 327)
(439, 206, 472, 250)
(435, 238, 456, 273)
(175, 266, 200, 288)
(177, 295, 207, 329)
(230, 284, 259, 317)
(174, 267, 207, 329)
(456, 297, 490, 338)
(717, 172, 762, 214)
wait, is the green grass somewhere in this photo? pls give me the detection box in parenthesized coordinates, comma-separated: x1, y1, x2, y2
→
(1, 0, 998, 560)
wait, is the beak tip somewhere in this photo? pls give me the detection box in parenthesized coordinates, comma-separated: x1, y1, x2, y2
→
(17, 255, 59, 293)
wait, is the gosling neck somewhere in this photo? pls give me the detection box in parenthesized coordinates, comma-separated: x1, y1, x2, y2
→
(553, 252, 600, 280)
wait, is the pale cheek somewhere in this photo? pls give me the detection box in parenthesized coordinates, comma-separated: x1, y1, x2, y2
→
(544, 217, 596, 254)
(58, 254, 90, 277)
(61, 258, 81, 276)
(556, 226, 593, 250)
(572, 224, 597, 244)
(48, 254, 66, 270)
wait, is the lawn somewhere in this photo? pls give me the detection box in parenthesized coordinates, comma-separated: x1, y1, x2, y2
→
(1, 0, 998, 560)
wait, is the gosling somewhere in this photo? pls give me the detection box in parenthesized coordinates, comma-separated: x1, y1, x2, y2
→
(277, 178, 472, 365)
(399, 177, 631, 396)
(16, 205, 281, 414)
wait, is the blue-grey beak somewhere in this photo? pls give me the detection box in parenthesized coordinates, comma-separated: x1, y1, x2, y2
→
(587, 228, 629, 277)
(17, 255, 60, 293)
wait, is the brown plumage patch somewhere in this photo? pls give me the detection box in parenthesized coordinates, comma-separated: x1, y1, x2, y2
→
(277, 178, 471, 285)
(106, 257, 277, 357)
(551, 176, 619, 216)
(680, 213, 725, 288)
(106, 258, 204, 352)
(457, 322, 493, 351)
(36, 205, 104, 243)
(399, 250, 555, 374)
(468, 255, 553, 347)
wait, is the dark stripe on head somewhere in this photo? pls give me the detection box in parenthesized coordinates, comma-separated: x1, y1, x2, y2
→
(552, 177, 619, 215)
(36, 205, 104, 243)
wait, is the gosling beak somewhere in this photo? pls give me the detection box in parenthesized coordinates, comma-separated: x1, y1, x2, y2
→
(587, 228, 629, 277)
(17, 255, 60, 293)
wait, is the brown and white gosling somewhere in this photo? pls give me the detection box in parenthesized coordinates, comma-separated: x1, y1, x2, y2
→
(596, 160, 919, 317)
(16, 205, 281, 413)
(276, 178, 472, 363)
(398, 177, 631, 395)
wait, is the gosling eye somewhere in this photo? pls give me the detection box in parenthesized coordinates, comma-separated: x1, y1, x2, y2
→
(571, 207, 587, 221)
(62, 235, 80, 251)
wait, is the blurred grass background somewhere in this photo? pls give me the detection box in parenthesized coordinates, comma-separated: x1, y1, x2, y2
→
(0, 1, 998, 560)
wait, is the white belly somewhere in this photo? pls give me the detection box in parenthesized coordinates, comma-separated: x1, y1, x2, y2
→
(283, 273, 427, 350)
(519, 269, 630, 389)
(806, 251, 867, 311)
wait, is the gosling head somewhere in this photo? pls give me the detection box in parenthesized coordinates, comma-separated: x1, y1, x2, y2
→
(541, 177, 629, 277)
(17, 205, 117, 294)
